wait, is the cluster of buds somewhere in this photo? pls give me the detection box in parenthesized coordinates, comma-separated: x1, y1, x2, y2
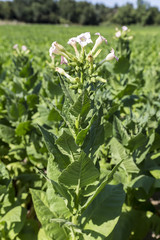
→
(13, 44, 30, 55)
(115, 26, 133, 41)
(49, 32, 118, 88)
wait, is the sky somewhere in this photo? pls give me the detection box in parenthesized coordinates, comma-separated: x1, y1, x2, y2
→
(76, 0, 160, 10)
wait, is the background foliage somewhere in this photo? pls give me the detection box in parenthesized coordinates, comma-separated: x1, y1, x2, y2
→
(0, 0, 160, 25)
(0, 24, 160, 239)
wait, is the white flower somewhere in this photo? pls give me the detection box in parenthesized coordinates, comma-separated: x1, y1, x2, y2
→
(67, 37, 79, 57)
(91, 33, 107, 54)
(21, 45, 28, 52)
(122, 26, 128, 32)
(68, 37, 77, 47)
(105, 48, 118, 61)
(61, 56, 68, 65)
(115, 31, 121, 38)
(76, 32, 93, 48)
(50, 41, 65, 55)
(13, 44, 18, 50)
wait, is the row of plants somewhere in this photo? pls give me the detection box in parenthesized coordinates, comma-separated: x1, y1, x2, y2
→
(0, 26, 160, 239)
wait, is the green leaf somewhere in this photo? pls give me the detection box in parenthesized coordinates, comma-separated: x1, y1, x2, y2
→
(82, 184, 125, 238)
(56, 129, 80, 162)
(38, 125, 70, 170)
(116, 84, 137, 99)
(110, 138, 139, 173)
(70, 90, 91, 118)
(15, 121, 32, 136)
(76, 115, 95, 146)
(48, 107, 62, 122)
(113, 56, 130, 74)
(0, 206, 27, 239)
(19, 61, 34, 78)
(150, 169, 160, 179)
(46, 183, 71, 218)
(30, 189, 69, 240)
(113, 116, 130, 145)
(58, 151, 99, 188)
(0, 124, 15, 144)
(27, 94, 39, 109)
(38, 228, 52, 240)
(131, 175, 154, 194)
(81, 160, 123, 212)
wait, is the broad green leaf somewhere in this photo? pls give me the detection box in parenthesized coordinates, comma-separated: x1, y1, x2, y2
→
(113, 116, 130, 145)
(127, 132, 147, 151)
(38, 228, 52, 240)
(75, 115, 95, 146)
(0, 206, 27, 240)
(150, 169, 160, 179)
(113, 56, 130, 74)
(30, 189, 69, 240)
(19, 61, 34, 78)
(38, 125, 70, 169)
(70, 90, 91, 118)
(82, 184, 125, 238)
(56, 129, 80, 161)
(110, 138, 139, 173)
(27, 94, 39, 109)
(48, 107, 62, 122)
(15, 121, 32, 136)
(131, 175, 154, 194)
(135, 131, 155, 164)
(58, 151, 99, 188)
(116, 84, 137, 99)
(0, 124, 15, 143)
(81, 160, 122, 212)
(46, 183, 71, 218)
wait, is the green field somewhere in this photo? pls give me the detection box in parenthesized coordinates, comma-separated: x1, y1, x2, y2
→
(1, 24, 160, 240)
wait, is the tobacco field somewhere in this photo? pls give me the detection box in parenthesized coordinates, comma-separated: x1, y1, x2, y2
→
(0, 24, 160, 240)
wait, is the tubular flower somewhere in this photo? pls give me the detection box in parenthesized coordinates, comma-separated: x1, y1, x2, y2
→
(61, 56, 68, 65)
(49, 41, 69, 59)
(55, 67, 77, 83)
(122, 26, 128, 32)
(115, 31, 121, 38)
(76, 32, 93, 48)
(13, 44, 18, 50)
(91, 33, 107, 54)
(21, 45, 28, 52)
(105, 49, 119, 61)
(68, 37, 79, 57)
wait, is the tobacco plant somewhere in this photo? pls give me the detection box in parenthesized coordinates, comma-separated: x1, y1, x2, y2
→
(30, 32, 126, 240)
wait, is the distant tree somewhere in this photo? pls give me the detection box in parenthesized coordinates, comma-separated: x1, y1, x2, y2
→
(112, 4, 136, 25)
(58, 0, 77, 23)
(76, 2, 99, 25)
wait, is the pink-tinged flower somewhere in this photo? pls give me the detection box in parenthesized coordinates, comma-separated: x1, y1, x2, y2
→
(50, 41, 65, 55)
(68, 37, 77, 47)
(21, 45, 27, 52)
(115, 31, 121, 38)
(61, 56, 68, 65)
(91, 33, 107, 54)
(67, 37, 79, 57)
(105, 49, 119, 61)
(122, 26, 128, 32)
(13, 44, 18, 50)
(76, 32, 93, 48)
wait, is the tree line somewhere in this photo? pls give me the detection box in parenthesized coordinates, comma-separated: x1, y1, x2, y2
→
(0, 0, 160, 25)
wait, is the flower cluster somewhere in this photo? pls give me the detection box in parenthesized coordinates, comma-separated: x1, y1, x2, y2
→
(49, 32, 118, 88)
(115, 26, 133, 41)
(13, 44, 29, 54)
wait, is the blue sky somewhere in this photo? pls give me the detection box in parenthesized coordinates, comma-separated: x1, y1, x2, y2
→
(76, 0, 160, 9)
(2, 0, 160, 10)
